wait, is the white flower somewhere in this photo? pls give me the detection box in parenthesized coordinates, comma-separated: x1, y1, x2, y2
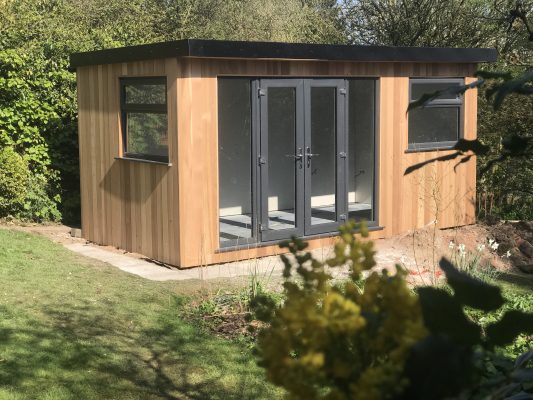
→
(477, 244, 486, 252)
(491, 241, 499, 251)
(488, 238, 495, 246)
(458, 244, 466, 257)
(504, 250, 511, 258)
(449, 241, 455, 249)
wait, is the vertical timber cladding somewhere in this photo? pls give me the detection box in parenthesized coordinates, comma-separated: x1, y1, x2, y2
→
(77, 58, 180, 266)
(176, 58, 478, 268)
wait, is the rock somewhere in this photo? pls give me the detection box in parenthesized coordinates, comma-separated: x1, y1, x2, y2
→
(70, 228, 82, 238)
(518, 239, 533, 259)
(517, 264, 533, 274)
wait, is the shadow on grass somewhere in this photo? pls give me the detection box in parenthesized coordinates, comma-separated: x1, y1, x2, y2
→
(495, 270, 533, 292)
(0, 299, 274, 400)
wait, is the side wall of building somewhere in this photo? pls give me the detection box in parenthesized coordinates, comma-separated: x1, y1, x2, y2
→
(77, 58, 181, 265)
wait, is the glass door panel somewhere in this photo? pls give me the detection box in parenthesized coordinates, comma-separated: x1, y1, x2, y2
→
(267, 87, 297, 230)
(347, 80, 376, 223)
(309, 87, 337, 224)
(259, 80, 304, 241)
(304, 80, 346, 236)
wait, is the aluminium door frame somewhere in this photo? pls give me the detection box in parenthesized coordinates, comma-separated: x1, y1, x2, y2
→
(258, 78, 306, 242)
(303, 78, 348, 236)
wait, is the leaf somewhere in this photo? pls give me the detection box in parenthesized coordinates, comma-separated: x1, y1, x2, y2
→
(404, 139, 489, 175)
(453, 139, 490, 155)
(453, 154, 472, 171)
(407, 79, 484, 112)
(439, 258, 504, 312)
(402, 335, 476, 400)
(404, 152, 462, 175)
(490, 69, 533, 110)
(501, 135, 532, 156)
(486, 311, 533, 347)
(417, 287, 481, 346)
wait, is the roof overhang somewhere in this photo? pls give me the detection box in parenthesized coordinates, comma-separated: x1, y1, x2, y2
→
(69, 39, 498, 70)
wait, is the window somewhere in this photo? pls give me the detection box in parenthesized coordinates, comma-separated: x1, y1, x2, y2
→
(120, 77, 168, 163)
(348, 79, 377, 223)
(408, 79, 463, 151)
(218, 78, 254, 247)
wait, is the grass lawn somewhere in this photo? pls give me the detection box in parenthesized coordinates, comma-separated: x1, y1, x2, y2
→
(0, 229, 282, 400)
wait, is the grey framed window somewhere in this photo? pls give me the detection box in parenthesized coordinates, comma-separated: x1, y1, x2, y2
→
(120, 77, 169, 163)
(408, 78, 464, 151)
(218, 78, 256, 248)
(347, 79, 378, 225)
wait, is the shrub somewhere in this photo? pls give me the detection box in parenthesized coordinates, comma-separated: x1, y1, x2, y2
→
(254, 221, 427, 400)
(0, 146, 29, 216)
(16, 172, 61, 223)
(255, 222, 533, 400)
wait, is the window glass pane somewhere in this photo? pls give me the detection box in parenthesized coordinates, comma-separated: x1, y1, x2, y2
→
(267, 87, 297, 231)
(310, 87, 337, 225)
(348, 80, 375, 222)
(125, 83, 166, 104)
(126, 113, 168, 157)
(411, 81, 461, 100)
(408, 107, 459, 145)
(218, 78, 253, 246)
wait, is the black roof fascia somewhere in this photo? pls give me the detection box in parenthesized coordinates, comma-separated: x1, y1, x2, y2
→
(69, 39, 497, 70)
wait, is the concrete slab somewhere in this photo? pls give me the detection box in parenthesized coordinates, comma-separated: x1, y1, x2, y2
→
(64, 243, 197, 281)
(63, 241, 345, 282)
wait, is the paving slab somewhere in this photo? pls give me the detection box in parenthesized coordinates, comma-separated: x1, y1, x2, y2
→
(64, 243, 198, 281)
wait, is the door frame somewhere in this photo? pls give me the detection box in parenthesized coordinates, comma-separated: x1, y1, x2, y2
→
(257, 78, 348, 242)
(303, 79, 348, 236)
(258, 79, 305, 242)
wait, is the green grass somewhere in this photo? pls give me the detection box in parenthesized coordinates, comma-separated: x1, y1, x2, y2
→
(0, 229, 281, 400)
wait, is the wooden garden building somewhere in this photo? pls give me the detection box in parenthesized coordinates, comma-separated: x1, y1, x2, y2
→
(70, 39, 496, 268)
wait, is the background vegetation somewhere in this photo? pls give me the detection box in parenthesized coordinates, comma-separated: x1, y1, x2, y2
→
(0, 0, 531, 222)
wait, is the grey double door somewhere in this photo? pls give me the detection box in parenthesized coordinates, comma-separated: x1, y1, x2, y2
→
(259, 79, 347, 242)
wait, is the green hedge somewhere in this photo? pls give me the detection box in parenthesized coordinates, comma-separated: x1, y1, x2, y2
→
(0, 146, 29, 216)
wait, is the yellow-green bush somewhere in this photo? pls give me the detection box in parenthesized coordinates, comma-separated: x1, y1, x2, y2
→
(254, 222, 427, 400)
(0, 146, 29, 216)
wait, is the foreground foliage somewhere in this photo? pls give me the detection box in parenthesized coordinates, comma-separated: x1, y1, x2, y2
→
(255, 222, 426, 400)
(254, 222, 533, 400)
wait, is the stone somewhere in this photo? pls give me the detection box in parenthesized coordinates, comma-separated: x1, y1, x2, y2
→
(70, 228, 82, 238)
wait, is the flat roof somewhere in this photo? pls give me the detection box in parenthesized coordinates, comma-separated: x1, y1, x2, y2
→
(69, 39, 497, 69)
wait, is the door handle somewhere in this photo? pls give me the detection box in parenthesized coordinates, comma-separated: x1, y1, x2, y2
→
(306, 147, 319, 166)
(285, 148, 303, 161)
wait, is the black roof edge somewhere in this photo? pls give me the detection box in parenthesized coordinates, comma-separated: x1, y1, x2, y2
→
(69, 39, 498, 70)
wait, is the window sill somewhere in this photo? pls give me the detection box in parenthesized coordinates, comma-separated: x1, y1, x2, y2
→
(405, 145, 457, 153)
(215, 225, 384, 253)
(115, 156, 172, 166)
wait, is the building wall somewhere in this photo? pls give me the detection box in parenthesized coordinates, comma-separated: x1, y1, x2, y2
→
(176, 58, 477, 267)
(77, 58, 181, 265)
(77, 57, 477, 268)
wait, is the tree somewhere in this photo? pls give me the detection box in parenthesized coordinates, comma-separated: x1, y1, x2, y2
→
(0, 0, 345, 222)
(339, 0, 532, 220)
